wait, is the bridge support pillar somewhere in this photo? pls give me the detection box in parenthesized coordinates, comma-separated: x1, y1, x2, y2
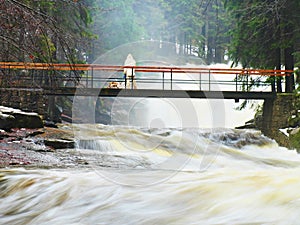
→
(261, 98, 274, 135)
(260, 94, 295, 147)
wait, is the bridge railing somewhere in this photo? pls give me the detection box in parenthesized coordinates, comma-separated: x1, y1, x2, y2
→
(0, 62, 293, 92)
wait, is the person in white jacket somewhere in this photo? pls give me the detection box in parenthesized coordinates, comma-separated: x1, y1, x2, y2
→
(123, 54, 137, 89)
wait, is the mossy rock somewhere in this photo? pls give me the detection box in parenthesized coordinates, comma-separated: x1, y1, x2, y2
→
(288, 116, 300, 127)
(13, 112, 43, 129)
(289, 128, 300, 150)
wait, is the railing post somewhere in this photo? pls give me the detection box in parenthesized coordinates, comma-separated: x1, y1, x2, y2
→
(131, 67, 134, 89)
(209, 69, 211, 91)
(236, 73, 238, 91)
(86, 68, 89, 88)
(91, 66, 94, 88)
(85, 70, 89, 88)
(162, 72, 165, 90)
(246, 70, 249, 91)
(7, 64, 11, 87)
(199, 72, 202, 90)
(124, 72, 127, 89)
(30, 69, 34, 88)
(171, 68, 173, 90)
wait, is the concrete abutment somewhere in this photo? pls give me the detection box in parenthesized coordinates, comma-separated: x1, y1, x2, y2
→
(259, 93, 295, 148)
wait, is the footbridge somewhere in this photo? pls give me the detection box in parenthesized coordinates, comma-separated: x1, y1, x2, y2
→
(0, 62, 293, 101)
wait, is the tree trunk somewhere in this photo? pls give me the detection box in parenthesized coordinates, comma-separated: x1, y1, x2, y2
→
(275, 16, 282, 93)
(215, 46, 224, 63)
(19, 23, 25, 61)
(276, 48, 282, 93)
(284, 45, 295, 93)
(205, 13, 209, 62)
(283, 19, 295, 93)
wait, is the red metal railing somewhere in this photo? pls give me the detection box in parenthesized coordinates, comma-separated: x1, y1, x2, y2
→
(0, 62, 294, 91)
(0, 62, 293, 74)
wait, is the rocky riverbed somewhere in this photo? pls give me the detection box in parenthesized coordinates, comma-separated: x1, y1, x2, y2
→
(2, 102, 299, 169)
(0, 106, 91, 169)
(0, 126, 92, 168)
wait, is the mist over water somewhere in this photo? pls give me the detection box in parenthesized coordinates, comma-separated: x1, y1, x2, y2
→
(79, 40, 256, 128)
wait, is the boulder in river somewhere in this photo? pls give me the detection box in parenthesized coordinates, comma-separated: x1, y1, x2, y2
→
(44, 139, 75, 149)
(35, 126, 75, 149)
(0, 106, 43, 130)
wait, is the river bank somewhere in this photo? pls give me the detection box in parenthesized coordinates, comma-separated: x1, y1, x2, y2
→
(236, 93, 300, 151)
(0, 123, 92, 169)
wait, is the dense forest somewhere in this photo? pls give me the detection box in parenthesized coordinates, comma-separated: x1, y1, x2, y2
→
(1, 0, 299, 92)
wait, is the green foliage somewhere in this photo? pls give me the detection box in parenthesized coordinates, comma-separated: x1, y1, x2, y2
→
(224, 0, 300, 93)
(36, 35, 56, 61)
(225, 1, 278, 68)
(290, 128, 300, 150)
(296, 69, 300, 85)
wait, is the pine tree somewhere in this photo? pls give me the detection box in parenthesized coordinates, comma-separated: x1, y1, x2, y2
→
(224, 0, 300, 92)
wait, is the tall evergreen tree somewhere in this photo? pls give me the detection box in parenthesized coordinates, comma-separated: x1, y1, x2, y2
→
(224, 0, 300, 92)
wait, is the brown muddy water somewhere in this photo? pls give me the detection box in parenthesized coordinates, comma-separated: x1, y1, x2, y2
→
(1, 124, 300, 224)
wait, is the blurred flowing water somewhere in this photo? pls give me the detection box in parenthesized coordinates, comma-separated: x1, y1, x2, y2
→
(1, 125, 300, 224)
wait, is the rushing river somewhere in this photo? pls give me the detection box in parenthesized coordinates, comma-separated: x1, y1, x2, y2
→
(1, 125, 300, 224)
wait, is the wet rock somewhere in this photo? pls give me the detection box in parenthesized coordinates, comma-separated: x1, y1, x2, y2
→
(0, 130, 9, 140)
(35, 126, 74, 140)
(0, 112, 15, 130)
(26, 129, 45, 137)
(35, 126, 76, 149)
(235, 120, 256, 129)
(44, 120, 58, 128)
(44, 139, 75, 149)
(204, 129, 273, 149)
(0, 106, 43, 130)
(22, 139, 54, 152)
(13, 111, 43, 129)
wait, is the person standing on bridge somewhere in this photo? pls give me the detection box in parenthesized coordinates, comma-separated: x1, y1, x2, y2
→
(124, 54, 137, 89)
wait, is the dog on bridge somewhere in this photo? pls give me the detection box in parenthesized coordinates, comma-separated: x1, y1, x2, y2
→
(107, 81, 121, 89)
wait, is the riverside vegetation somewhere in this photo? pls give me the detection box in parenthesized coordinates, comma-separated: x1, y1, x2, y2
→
(287, 92, 300, 150)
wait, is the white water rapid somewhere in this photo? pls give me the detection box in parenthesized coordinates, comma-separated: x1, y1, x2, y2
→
(1, 125, 300, 224)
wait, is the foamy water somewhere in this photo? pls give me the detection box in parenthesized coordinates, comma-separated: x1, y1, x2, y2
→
(1, 125, 300, 224)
